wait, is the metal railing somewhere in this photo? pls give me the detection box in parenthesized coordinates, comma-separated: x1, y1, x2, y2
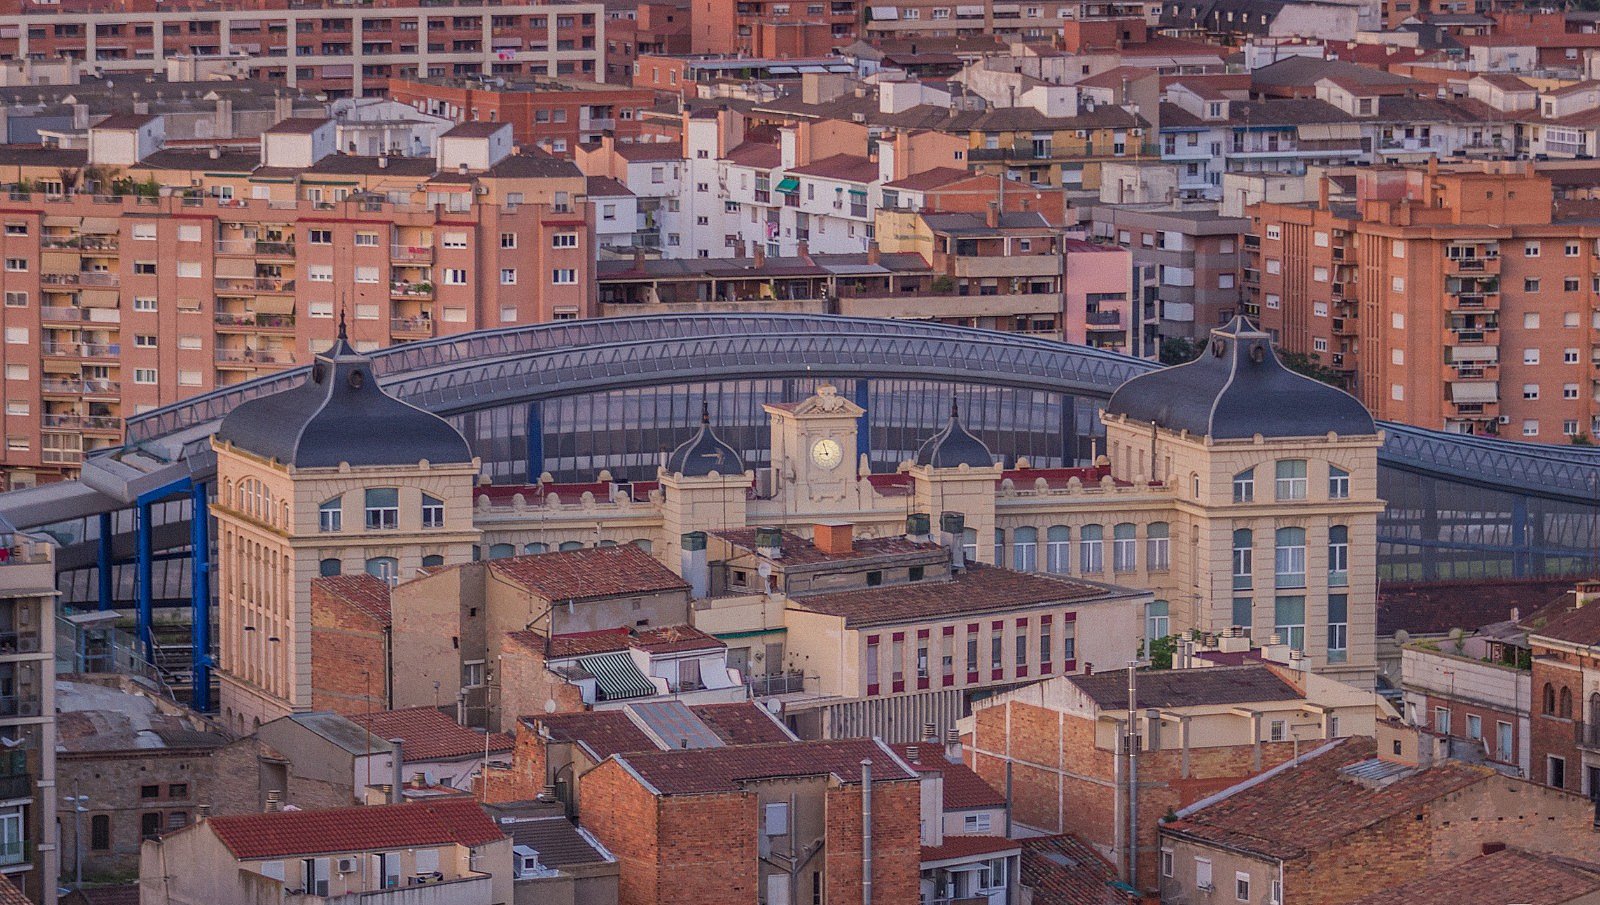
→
(747, 670, 806, 697)
(40, 272, 117, 287)
(216, 348, 295, 365)
(215, 277, 296, 293)
(391, 281, 435, 298)
(391, 245, 433, 263)
(215, 312, 297, 329)
(391, 316, 435, 335)
(41, 414, 120, 431)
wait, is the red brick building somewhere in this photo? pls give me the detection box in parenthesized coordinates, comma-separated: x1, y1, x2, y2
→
(604, 1, 693, 85)
(1527, 582, 1600, 796)
(308, 573, 392, 716)
(580, 738, 923, 905)
(389, 77, 656, 156)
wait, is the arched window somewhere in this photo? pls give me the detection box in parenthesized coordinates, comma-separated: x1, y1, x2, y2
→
(1013, 527, 1037, 571)
(1328, 526, 1349, 587)
(489, 543, 516, 560)
(1560, 686, 1573, 719)
(1080, 525, 1104, 574)
(524, 542, 548, 555)
(1591, 692, 1600, 728)
(1112, 523, 1137, 572)
(1045, 526, 1070, 573)
(238, 478, 274, 524)
(421, 554, 445, 569)
(558, 541, 583, 552)
(319, 558, 342, 578)
(1274, 527, 1306, 589)
(365, 557, 398, 583)
(318, 497, 342, 533)
(1544, 682, 1557, 714)
(1147, 523, 1170, 571)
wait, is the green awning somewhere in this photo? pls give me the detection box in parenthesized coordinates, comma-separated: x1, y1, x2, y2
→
(848, 188, 868, 196)
(583, 652, 657, 700)
(776, 177, 800, 193)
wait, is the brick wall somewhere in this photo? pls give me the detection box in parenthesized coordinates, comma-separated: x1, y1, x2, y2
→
(477, 721, 544, 804)
(309, 587, 388, 716)
(823, 779, 924, 905)
(579, 759, 665, 905)
(656, 793, 760, 905)
(1418, 692, 1521, 768)
(495, 641, 586, 734)
(1529, 656, 1583, 791)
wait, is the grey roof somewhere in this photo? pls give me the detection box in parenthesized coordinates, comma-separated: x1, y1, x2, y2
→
(1250, 56, 1421, 89)
(1105, 316, 1375, 440)
(664, 401, 744, 477)
(493, 812, 612, 868)
(215, 319, 472, 469)
(282, 711, 394, 756)
(915, 400, 994, 469)
(1069, 664, 1304, 710)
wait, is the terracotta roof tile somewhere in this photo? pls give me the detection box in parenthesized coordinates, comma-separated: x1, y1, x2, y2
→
(310, 573, 392, 627)
(1345, 848, 1600, 905)
(1164, 737, 1491, 860)
(791, 565, 1122, 628)
(615, 739, 917, 795)
(882, 167, 972, 191)
(1068, 664, 1302, 711)
(488, 545, 689, 601)
(536, 624, 724, 659)
(348, 707, 513, 762)
(714, 528, 942, 565)
(1378, 578, 1572, 637)
(690, 702, 795, 744)
(0, 878, 28, 905)
(1018, 834, 1126, 905)
(205, 799, 503, 860)
(787, 153, 879, 183)
(1526, 592, 1600, 647)
(921, 835, 1021, 863)
(529, 702, 789, 759)
(893, 743, 1005, 810)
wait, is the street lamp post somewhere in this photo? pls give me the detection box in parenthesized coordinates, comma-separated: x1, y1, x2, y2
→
(60, 791, 88, 889)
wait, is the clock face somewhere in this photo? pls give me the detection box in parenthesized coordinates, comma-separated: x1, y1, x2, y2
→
(811, 437, 844, 471)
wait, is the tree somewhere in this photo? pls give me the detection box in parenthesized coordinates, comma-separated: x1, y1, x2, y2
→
(1139, 634, 1180, 670)
(1277, 349, 1345, 386)
(1160, 337, 1200, 366)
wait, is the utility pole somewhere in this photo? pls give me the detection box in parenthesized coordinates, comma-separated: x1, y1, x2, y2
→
(1126, 660, 1141, 890)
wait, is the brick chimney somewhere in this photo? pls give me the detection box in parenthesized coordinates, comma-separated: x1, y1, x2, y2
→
(867, 240, 881, 265)
(813, 521, 854, 556)
(1577, 580, 1600, 608)
(986, 201, 1000, 228)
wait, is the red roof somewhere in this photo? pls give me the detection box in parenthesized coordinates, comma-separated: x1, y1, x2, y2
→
(921, 835, 1022, 864)
(310, 573, 392, 627)
(539, 624, 725, 659)
(488, 544, 689, 601)
(726, 140, 781, 168)
(792, 564, 1117, 628)
(348, 707, 513, 762)
(713, 528, 941, 565)
(0, 878, 28, 905)
(882, 166, 972, 191)
(893, 743, 1005, 810)
(205, 799, 504, 860)
(615, 739, 918, 795)
(787, 153, 879, 183)
(530, 702, 793, 760)
(1019, 834, 1126, 905)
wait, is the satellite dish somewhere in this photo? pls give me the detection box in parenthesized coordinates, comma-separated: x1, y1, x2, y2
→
(757, 561, 773, 579)
(1393, 629, 1410, 646)
(765, 699, 781, 714)
(543, 699, 557, 713)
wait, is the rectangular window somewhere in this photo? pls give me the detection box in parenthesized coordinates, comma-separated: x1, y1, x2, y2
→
(552, 233, 578, 248)
(1040, 615, 1053, 671)
(1232, 596, 1252, 628)
(354, 232, 379, 246)
(421, 494, 445, 529)
(500, 269, 517, 285)
(990, 621, 1004, 676)
(308, 264, 333, 282)
(1233, 469, 1254, 503)
(444, 269, 468, 285)
(1275, 459, 1307, 500)
(891, 633, 905, 692)
(1233, 530, 1253, 590)
(1014, 619, 1028, 673)
(134, 368, 158, 384)
(865, 635, 880, 694)
(1329, 465, 1349, 499)
(319, 498, 342, 532)
(1435, 706, 1451, 735)
(1497, 721, 1513, 760)
(309, 228, 333, 244)
(3, 292, 25, 308)
(552, 269, 577, 284)
(764, 802, 789, 835)
(500, 232, 518, 249)
(1196, 858, 1213, 892)
(364, 488, 399, 530)
(442, 232, 468, 249)
(1080, 527, 1103, 573)
(1062, 620, 1076, 662)
(966, 624, 978, 680)
(1161, 850, 1173, 878)
(1275, 528, 1306, 589)
(1236, 873, 1251, 902)
(1327, 594, 1348, 662)
(354, 266, 380, 284)
(1274, 595, 1305, 651)
(1467, 714, 1482, 740)
(916, 630, 930, 688)
(1147, 524, 1170, 571)
(3, 259, 26, 272)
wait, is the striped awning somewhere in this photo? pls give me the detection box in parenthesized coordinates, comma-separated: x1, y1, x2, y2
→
(775, 177, 800, 194)
(583, 652, 656, 700)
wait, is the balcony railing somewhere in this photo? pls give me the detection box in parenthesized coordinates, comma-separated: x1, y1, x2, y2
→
(216, 348, 295, 365)
(42, 341, 120, 359)
(40, 378, 118, 396)
(215, 312, 297, 329)
(391, 245, 433, 263)
(747, 670, 806, 697)
(1085, 311, 1122, 327)
(41, 235, 119, 252)
(41, 413, 120, 431)
(0, 774, 29, 802)
(391, 316, 435, 336)
(40, 272, 117, 287)
(0, 839, 30, 867)
(215, 277, 295, 293)
(391, 281, 435, 298)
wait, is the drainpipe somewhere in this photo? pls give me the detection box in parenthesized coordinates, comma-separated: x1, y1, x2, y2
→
(860, 758, 873, 905)
(390, 739, 405, 804)
(1127, 662, 1140, 890)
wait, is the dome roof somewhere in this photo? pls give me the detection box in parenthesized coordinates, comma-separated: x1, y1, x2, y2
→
(1105, 316, 1376, 440)
(914, 400, 995, 469)
(665, 401, 745, 477)
(215, 319, 473, 469)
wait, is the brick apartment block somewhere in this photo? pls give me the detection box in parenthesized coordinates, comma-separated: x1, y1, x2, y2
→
(389, 76, 655, 155)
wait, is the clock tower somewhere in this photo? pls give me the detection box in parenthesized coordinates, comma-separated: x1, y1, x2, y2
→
(763, 384, 865, 507)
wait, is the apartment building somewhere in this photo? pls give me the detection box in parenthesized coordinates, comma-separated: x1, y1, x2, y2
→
(1401, 623, 1531, 776)
(962, 661, 1390, 893)
(1248, 161, 1600, 441)
(0, 115, 593, 487)
(1526, 581, 1600, 797)
(0, 0, 605, 99)
(0, 517, 56, 905)
(601, 1, 693, 85)
(388, 76, 655, 155)
(688, 0, 858, 56)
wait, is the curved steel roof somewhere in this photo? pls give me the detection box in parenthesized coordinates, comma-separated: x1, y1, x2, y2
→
(56, 313, 1600, 513)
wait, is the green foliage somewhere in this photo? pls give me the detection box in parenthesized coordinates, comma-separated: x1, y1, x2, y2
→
(1571, 434, 1593, 446)
(1277, 349, 1345, 386)
(1139, 634, 1180, 670)
(1159, 337, 1200, 365)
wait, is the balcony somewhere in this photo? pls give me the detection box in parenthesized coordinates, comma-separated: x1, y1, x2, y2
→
(1449, 327, 1498, 345)
(40, 272, 117, 288)
(0, 695, 41, 718)
(390, 280, 435, 299)
(40, 378, 118, 397)
(1085, 310, 1123, 329)
(0, 774, 29, 801)
(0, 839, 30, 868)
(1450, 292, 1500, 311)
(41, 235, 118, 253)
(41, 448, 83, 465)
(1446, 255, 1500, 275)
(391, 244, 433, 263)
(255, 240, 296, 257)
(215, 312, 297, 331)
(41, 413, 120, 432)
(391, 316, 435, 337)
(41, 306, 90, 323)
(747, 670, 806, 697)
(215, 277, 295, 294)
(952, 256, 1060, 279)
(42, 341, 120, 360)
(216, 348, 295, 365)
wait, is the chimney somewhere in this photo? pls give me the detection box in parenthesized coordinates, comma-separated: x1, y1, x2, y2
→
(944, 729, 962, 764)
(1317, 175, 1329, 210)
(985, 201, 999, 228)
(633, 247, 645, 270)
(378, 155, 389, 169)
(753, 243, 766, 268)
(755, 526, 783, 559)
(208, 146, 220, 160)
(797, 240, 812, 264)
(196, 804, 211, 822)
(265, 790, 282, 812)
(411, 772, 427, 787)
(867, 240, 881, 265)
(1577, 581, 1600, 608)
(907, 746, 921, 764)
(813, 522, 854, 556)
(905, 512, 932, 543)
(680, 531, 709, 598)
(922, 722, 937, 743)
(940, 512, 967, 570)
(390, 738, 405, 804)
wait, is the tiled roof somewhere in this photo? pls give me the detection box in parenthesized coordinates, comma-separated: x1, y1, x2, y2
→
(530, 701, 790, 759)
(586, 175, 634, 197)
(443, 121, 509, 137)
(541, 623, 724, 658)
(725, 140, 781, 168)
(488, 544, 689, 601)
(787, 153, 879, 183)
(713, 528, 942, 565)
(613, 140, 683, 161)
(791, 565, 1118, 628)
(348, 707, 513, 762)
(310, 573, 392, 627)
(1526, 594, 1600, 647)
(1077, 65, 1159, 89)
(631, 624, 726, 654)
(1251, 56, 1420, 89)
(206, 799, 504, 860)
(893, 743, 1005, 810)
(0, 878, 28, 905)
(1163, 737, 1490, 860)
(1377, 578, 1572, 636)
(921, 835, 1021, 864)
(1068, 664, 1302, 711)
(1344, 848, 1600, 905)
(690, 702, 795, 744)
(882, 166, 972, 191)
(498, 814, 613, 867)
(263, 116, 331, 134)
(61, 884, 140, 905)
(615, 739, 917, 795)
(1018, 835, 1125, 905)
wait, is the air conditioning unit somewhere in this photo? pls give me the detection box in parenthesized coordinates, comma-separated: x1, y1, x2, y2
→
(337, 858, 358, 874)
(16, 638, 36, 653)
(1497, 415, 1512, 425)
(17, 702, 37, 717)
(474, 185, 488, 195)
